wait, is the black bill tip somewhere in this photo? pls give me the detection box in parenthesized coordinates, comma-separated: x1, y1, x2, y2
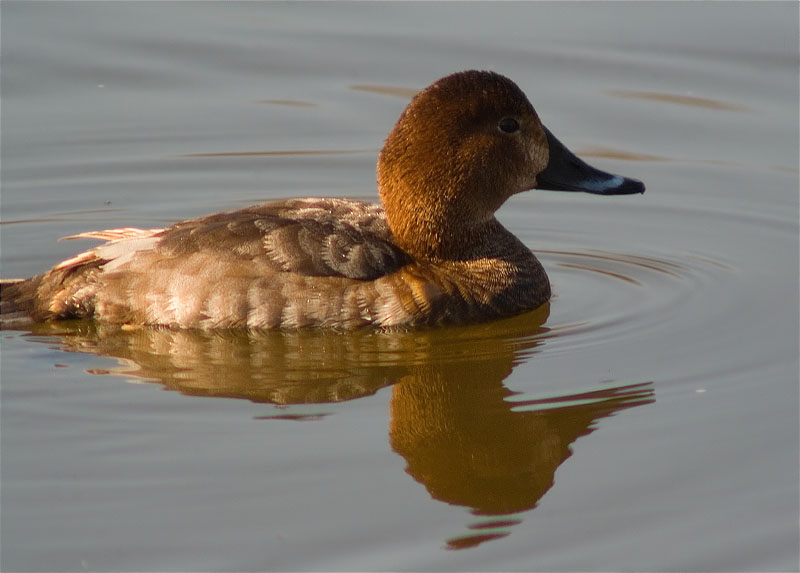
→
(537, 126, 645, 196)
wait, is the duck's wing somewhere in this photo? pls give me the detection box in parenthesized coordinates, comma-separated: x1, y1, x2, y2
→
(154, 198, 411, 280)
(1, 198, 412, 327)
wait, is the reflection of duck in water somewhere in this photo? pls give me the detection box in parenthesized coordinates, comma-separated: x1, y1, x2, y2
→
(1, 70, 643, 330)
(390, 369, 653, 549)
(23, 312, 653, 549)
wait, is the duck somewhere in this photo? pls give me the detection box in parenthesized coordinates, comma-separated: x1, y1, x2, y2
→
(0, 70, 644, 330)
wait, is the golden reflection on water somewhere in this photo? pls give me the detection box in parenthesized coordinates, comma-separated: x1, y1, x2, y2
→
(390, 362, 653, 549)
(258, 99, 316, 107)
(24, 307, 653, 549)
(350, 84, 419, 99)
(577, 146, 671, 163)
(180, 149, 368, 158)
(606, 89, 753, 112)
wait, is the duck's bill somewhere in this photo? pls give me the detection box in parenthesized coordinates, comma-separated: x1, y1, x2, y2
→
(536, 126, 645, 195)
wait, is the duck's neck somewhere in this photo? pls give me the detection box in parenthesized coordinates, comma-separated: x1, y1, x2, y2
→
(377, 149, 516, 261)
(384, 200, 521, 263)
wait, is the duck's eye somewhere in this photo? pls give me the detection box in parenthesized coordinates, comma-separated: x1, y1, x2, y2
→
(498, 117, 520, 134)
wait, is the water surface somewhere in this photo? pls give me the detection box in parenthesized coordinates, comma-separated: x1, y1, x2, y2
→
(2, 3, 798, 571)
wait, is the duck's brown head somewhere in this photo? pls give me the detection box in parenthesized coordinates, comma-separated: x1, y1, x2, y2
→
(377, 70, 644, 260)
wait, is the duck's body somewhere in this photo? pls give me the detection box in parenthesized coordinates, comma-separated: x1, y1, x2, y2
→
(1, 70, 643, 330)
(3, 198, 548, 329)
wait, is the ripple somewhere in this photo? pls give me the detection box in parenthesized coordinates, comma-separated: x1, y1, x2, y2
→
(535, 246, 733, 353)
(180, 149, 369, 158)
(606, 89, 754, 112)
(350, 84, 418, 99)
(257, 99, 316, 107)
(543, 248, 687, 283)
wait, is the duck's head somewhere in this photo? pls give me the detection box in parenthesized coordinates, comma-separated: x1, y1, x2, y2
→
(377, 70, 644, 259)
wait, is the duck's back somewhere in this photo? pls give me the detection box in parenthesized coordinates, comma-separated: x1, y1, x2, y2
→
(154, 197, 409, 281)
(2, 198, 415, 329)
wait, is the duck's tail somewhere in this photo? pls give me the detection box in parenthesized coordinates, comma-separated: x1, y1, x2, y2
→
(1, 260, 107, 329)
(1, 228, 156, 329)
(0, 277, 42, 329)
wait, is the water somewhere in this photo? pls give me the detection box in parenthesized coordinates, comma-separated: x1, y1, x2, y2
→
(1, 3, 798, 571)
